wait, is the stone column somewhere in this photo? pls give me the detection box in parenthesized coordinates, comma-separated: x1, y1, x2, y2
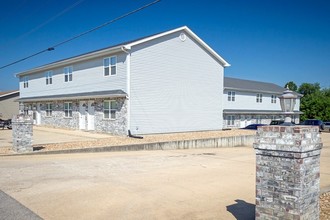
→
(12, 115, 33, 153)
(254, 126, 322, 220)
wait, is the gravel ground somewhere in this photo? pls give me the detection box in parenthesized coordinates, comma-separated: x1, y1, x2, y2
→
(321, 192, 330, 220)
(0, 129, 256, 154)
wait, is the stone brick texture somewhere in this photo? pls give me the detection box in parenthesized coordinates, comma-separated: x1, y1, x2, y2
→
(36, 97, 127, 135)
(12, 115, 34, 153)
(254, 125, 322, 220)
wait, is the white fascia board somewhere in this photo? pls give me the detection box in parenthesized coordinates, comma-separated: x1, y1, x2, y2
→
(16, 46, 124, 77)
(125, 26, 231, 67)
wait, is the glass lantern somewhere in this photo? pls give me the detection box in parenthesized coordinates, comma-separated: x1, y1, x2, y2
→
(278, 88, 297, 125)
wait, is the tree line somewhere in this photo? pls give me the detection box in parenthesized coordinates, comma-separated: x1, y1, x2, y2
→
(285, 81, 330, 122)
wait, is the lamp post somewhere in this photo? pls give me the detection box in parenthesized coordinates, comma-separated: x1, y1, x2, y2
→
(278, 87, 297, 126)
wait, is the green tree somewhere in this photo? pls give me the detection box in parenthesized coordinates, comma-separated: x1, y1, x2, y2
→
(298, 83, 330, 121)
(284, 81, 298, 91)
(298, 83, 320, 96)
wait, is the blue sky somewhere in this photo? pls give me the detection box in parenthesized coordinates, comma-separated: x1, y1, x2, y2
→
(1, 0, 329, 91)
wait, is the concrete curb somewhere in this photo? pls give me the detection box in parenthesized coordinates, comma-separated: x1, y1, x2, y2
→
(2, 135, 255, 156)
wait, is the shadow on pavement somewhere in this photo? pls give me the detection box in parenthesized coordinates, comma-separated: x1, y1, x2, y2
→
(226, 199, 255, 220)
(0, 190, 42, 220)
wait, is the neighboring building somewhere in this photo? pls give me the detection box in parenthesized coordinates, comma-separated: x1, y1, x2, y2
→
(0, 90, 19, 119)
(223, 77, 302, 128)
(16, 26, 230, 135)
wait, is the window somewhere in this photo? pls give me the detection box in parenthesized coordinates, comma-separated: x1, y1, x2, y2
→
(271, 95, 277, 103)
(64, 102, 72, 117)
(104, 100, 117, 119)
(104, 56, 117, 76)
(46, 103, 52, 116)
(228, 91, 235, 101)
(256, 93, 263, 103)
(227, 115, 235, 126)
(64, 66, 73, 82)
(46, 71, 53, 85)
(23, 76, 29, 88)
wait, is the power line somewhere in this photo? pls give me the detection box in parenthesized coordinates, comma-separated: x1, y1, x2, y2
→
(0, 0, 161, 70)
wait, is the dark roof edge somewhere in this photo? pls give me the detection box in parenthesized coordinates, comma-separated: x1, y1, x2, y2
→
(17, 90, 127, 102)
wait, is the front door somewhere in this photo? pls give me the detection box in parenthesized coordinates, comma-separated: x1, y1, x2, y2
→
(79, 101, 87, 130)
(240, 115, 246, 128)
(87, 101, 95, 131)
(32, 103, 41, 125)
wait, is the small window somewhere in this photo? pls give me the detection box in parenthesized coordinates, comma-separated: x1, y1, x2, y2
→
(256, 93, 263, 103)
(46, 71, 53, 85)
(228, 91, 235, 102)
(227, 115, 235, 126)
(271, 95, 277, 103)
(23, 76, 29, 88)
(64, 102, 73, 117)
(64, 66, 73, 82)
(104, 100, 117, 119)
(46, 103, 53, 116)
(104, 56, 117, 76)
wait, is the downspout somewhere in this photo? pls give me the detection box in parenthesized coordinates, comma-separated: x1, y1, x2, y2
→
(121, 46, 131, 136)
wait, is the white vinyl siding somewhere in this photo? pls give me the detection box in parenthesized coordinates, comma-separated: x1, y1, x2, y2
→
(64, 66, 73, 82)
(130, 31, 224, 134)
(64, 102, 72, 117)
(19, 53, 127, 98)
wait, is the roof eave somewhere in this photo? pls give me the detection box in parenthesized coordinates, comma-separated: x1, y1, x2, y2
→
(0, 90, 19, 98)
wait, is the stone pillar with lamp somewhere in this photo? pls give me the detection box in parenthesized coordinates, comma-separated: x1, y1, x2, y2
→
(254, 87, 322, 219)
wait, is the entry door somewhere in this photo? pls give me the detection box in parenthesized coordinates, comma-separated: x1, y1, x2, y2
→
(240, 115, 246, 128)
(87, 101, 95, 131)
(79, 101, 87, 130)
(36, 103, 41, 125)
(32, 103, 41, 125)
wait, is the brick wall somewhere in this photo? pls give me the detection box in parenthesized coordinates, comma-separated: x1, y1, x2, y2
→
(254, 125, 322, 219)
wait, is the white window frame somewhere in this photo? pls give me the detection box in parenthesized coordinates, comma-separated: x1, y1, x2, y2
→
(23, 76, 29, 88)
(227, 115, 235, 126)
(64, 102, 73, 118)
(46, 103, 53, 117)
(103, 100, 117, 120)
(103, 56, 117, 76)
(64, 66, 73, 82)
(46, 71, 53, 85)
(271, 95, 277, 103)
(256, 93, 263, 103)
(228, 91, 235, 102)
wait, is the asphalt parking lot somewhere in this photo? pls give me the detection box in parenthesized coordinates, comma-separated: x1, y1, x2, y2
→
(0, 133, 329, 220)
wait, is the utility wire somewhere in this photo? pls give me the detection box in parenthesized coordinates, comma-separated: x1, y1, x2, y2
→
(0, 0, 161, 70)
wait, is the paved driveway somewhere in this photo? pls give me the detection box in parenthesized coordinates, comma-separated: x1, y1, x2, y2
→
(0, 133, 329, 220)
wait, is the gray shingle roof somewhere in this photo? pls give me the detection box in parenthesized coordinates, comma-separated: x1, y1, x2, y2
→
(224, 77, 286, 94)
(17, 90, 126, 102)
